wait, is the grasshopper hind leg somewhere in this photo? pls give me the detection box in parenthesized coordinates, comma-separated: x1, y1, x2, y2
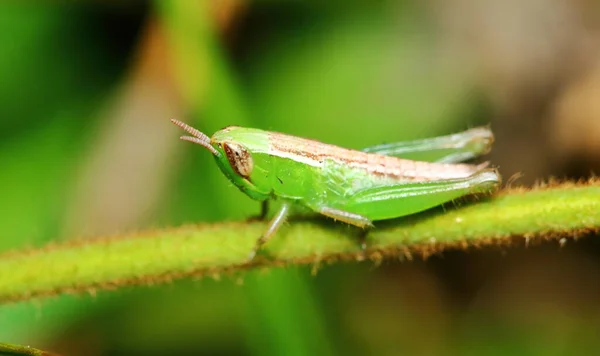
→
(345, 168, 500, 221)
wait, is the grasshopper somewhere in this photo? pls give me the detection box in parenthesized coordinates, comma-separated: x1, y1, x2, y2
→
(171, 119, 501, 256)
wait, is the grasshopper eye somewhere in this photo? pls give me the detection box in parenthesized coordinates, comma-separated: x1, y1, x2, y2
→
(223, 142, 253, 178)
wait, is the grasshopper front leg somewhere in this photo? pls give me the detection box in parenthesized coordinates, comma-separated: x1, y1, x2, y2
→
(247, 201, 270, 222)
(250, 203, 374, 259)
(249, 201, 292, 260)
(362, 126, 494, 163)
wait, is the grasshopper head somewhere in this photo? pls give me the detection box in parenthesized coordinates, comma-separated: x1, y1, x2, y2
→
(171, 119, 270, 201)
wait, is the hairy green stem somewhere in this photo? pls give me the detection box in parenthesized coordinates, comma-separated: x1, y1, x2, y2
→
(0, 342, 58, 356)
(0, 182, 599, 304)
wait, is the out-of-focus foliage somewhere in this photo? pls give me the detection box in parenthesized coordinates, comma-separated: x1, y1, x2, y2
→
(1, 1, 600, 355)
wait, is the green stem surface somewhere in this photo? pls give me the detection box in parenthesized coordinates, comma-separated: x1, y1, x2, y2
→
(0, 342, 58, 356)
(1, 182, 599, 304)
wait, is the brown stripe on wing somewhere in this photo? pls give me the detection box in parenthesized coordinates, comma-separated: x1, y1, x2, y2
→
(269, 131, 483, 181)
(359, 154, 484, 181)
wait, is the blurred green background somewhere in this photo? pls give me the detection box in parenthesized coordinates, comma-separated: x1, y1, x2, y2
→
(2, 1, 600, 355)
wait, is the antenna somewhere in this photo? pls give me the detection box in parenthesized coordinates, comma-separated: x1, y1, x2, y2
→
(170, 119, 220, 156)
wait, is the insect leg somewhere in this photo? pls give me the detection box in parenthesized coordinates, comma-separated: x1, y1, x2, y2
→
(344, 168, 500, 221)
(361, 126, 493, 163)
(312, 206, 373, 251)
(247, 200, 269, 222)
(318, 207, 374, 228)
(259, 200, 269, 219)
(249, 201, 291, 260)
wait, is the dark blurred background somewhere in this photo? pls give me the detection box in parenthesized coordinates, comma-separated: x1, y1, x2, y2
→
(1, 1, 600, 355)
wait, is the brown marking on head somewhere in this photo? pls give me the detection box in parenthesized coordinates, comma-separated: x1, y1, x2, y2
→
(223, 142, 254, 178)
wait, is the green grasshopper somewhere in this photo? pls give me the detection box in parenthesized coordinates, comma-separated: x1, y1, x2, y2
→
(171, 119, 501, 256)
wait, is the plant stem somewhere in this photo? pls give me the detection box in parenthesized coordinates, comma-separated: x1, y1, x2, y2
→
(0, 342, 58, 356)
(0, 181, 599, 305)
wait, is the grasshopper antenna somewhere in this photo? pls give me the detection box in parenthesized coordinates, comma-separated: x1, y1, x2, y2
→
(170, 119, 220, 156)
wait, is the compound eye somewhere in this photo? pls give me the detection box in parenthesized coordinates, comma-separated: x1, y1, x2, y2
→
(223, 142, 253, 178)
